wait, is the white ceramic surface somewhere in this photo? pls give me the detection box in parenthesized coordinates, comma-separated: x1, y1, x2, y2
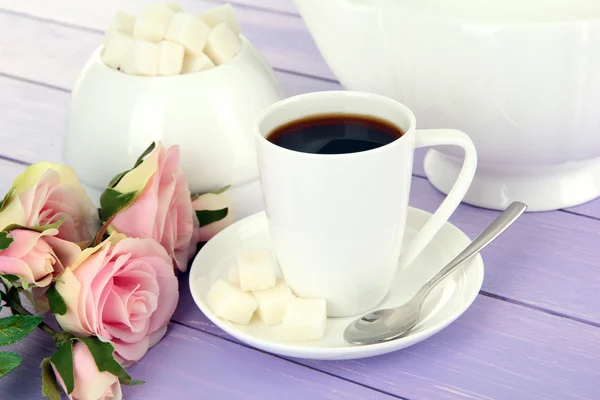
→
(294, 0, 600, 211)
(64, 37, 283, 201)
(189, 207, 484, 360)
(255, 91, 477, 317)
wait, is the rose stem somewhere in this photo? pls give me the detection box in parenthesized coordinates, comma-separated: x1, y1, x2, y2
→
(92, 213, 118, 246)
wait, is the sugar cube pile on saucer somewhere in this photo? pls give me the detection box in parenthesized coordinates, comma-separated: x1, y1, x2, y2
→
(207, 248, 327, 342)
(101, 2, 243, 76)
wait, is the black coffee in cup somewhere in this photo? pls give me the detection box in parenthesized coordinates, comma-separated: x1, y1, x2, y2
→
(267, 114, 404, 155)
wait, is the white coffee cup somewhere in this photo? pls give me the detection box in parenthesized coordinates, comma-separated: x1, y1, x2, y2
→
(255, 91, 477, 317)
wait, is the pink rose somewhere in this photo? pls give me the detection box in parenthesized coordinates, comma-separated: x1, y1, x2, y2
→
(192, 193, 235, 242)
(0, 228, 80, 287)
(52, 341, 122, 400)
(55, 233, 178, 365)
(0, 162, 100, 245)
(106, 144, 197, 272)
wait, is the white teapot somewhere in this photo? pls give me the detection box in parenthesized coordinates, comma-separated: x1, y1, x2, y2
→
(295, 0, 600, 211)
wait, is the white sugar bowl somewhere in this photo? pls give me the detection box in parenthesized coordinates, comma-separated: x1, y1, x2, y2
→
(63, 37, 283, 216)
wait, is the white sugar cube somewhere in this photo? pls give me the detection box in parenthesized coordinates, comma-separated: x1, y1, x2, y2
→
(103, 10, 136, 47)
(165, 12, 210, 55)
(237, 249, 277, 291)
(133, 3, 174, 43)
(199, 4, 241, 35)
(101, 31, 133, 69)
(228, 265, 240, 286)
(121, 40, 160, 76)
(164, 2, 183, 12)
(207, 279, 257, 325)
(204, 23, 242, 65)
(157, 41, 184, 76)
(282, 298, 327, 341)
(181, 52, 215, 73)
(252, 280, 295, 325)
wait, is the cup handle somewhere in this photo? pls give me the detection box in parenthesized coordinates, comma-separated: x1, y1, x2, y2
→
(398, 129, 478, 269)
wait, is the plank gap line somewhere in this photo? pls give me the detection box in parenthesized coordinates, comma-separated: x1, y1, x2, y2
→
(480, 291, 600, 329)
(0, 154, 34, 167)
(273, 67, 341, 85)
(0, 72, 71, 94)
(560, 209, 600, 221)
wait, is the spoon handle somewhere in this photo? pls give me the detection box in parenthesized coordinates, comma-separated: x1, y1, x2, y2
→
(418, 201, 527, 298)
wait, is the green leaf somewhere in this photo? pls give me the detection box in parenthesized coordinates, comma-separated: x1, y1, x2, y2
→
(0, 351, 21, 377)
(107, 142, 156, 189)
(99, 188, 137, 221)
(1, 274, 20, 282)
(2, 220, 64, 234)
(120, 377, 145, 386)
(0, 231, 14, 251)
(210, 185, 231, 195)
(50, 340, 74, 394)
(0, 315, 43, 346)
(133, 142, 156, 168)
(41, 358, 63, 400)
(77, 337, 142, 385)
(46, 284, 67, 316)
(196, 208, 229, 228)
(0, 187, 15, 212)
(107, 171, 128, 189)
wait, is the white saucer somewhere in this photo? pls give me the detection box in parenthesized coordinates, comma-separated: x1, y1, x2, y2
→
(189, 207, 484, 360)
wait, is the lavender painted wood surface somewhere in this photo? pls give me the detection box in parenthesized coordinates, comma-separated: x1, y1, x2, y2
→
(0, 0, 599, 399)
(1, 322, 396, 400)
(173, 281, 600, 400)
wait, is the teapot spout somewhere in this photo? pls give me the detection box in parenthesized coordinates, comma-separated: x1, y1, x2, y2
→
(294, 0, 395, 96)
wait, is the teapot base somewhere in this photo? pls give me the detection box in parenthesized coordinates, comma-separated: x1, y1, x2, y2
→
(424, 150, 600, 212)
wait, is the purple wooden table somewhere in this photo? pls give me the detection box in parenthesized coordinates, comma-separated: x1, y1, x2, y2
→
(0, 1, 599, 399)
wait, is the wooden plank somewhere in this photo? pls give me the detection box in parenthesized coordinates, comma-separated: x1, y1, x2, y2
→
(0, 321, 395, 400)
(0, 1, 334, 82)
(173, 283, 600, 400)
(0, 77, 68, 164)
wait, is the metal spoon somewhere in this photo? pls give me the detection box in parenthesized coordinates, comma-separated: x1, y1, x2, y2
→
(344, 201, 527, 345)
